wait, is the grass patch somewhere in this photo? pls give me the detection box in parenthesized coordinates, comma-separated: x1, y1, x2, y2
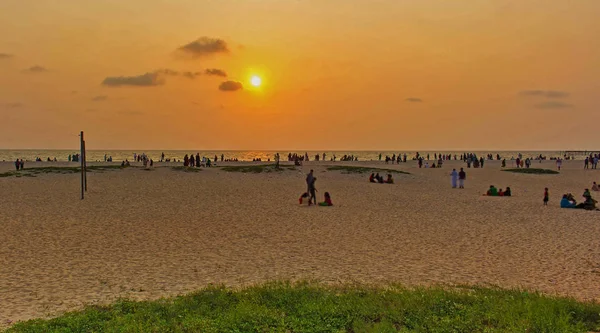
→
(171, 166, 202, 173)
(327, 165, 410, 175)
(220, 164, 294, 173)
(5, 282, 600, 332)
(0, 165, 128, 178)
(502, 168, 559, 175)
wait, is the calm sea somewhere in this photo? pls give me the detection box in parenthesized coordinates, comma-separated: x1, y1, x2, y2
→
(0, 150, 595, 162)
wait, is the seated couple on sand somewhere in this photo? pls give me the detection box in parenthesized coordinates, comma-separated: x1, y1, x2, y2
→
(484, 185, 512, 197)
(561, 190, 598, 210)
(299, 192, 333, 206)
(369, 173, 394, 184)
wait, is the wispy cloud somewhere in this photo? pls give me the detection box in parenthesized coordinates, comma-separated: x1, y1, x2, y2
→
(519, 90, 569, 98)
(182, 71, 202, 79)
(4, 102, 23, 108)
(0, 53, 13, 59)
(155, 69, 180, 76)
(102, 72, 164, 87)
(178, 37, 229, 57)
(23, 65, 48, 73)
(204, 68, 227, 77)
(92, 95, 108, 102)
(218, 80, 243, 92)
(405, 98, 423, 102)
(534, 101, 574, 109)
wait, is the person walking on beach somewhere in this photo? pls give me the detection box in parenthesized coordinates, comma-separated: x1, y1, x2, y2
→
(451, 169, 458, 188)
(458, 168, 466, 189)
(584, 157, 589, 169)
(306, 169, 314, 192)
(308, 177, 317, 205)
(14, 159, 20, 171)
(543, 188, 549, 206)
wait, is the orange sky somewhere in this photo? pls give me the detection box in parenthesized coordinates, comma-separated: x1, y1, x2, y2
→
(1, 0, 598, 150)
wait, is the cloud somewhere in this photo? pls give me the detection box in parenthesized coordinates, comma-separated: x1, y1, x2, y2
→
(178, 37, 229, 57)
(405, 98, 423, 102)
(182, 71, 202, 79)
(204, 68, 227, 77)
(155, 69, 179, 76)
(519, 90, 569, 98)
(218, 80, 243, 92)
(102, 72, 163, 87)
(534, 101, 574, 109)
(4, 102, 23, 108)
(91, 95, 108, 102)
(0, 53, 13, 59)
(24, 65, 48, 73)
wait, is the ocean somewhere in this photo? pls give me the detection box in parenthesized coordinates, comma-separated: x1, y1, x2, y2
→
(0, 150, 596, 162)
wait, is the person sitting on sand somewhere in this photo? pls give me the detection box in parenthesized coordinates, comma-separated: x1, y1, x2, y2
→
(369, 173, 376, 183)
(592, 182, 599, 191)
(318, 192, 333, 206)
(561, 194, 577, 208)
(498, 188, 504, 196)
(486, 185, 499, 196)
(504, 187, 512, 197)
(385, 174, 394, 184)
(377, 174, 385, 184)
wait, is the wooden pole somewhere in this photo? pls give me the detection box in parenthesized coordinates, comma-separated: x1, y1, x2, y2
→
(80, 131, 84, 200)
(83, 139, 87, 191)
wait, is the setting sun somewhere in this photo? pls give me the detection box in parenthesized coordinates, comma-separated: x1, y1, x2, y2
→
(250, 75, 262, 87)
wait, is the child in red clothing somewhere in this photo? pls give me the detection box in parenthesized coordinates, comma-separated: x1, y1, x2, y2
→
(543, 188, 549, 206)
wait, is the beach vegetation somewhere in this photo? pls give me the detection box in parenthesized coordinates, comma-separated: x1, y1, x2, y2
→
(502, 168, 559, 175)
(6, 282, 599, 332)
(220, 164, 295, 173)
(0, 165, 128, 178)
(327, 166, 410, 175)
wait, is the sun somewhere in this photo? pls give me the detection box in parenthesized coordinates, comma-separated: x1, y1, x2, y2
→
(250, 75, 262, 87)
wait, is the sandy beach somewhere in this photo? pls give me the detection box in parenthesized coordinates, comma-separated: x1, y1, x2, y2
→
(1, 159, 599, 327)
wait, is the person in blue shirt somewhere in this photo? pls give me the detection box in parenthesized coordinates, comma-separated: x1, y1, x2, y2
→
(560, 194, 576, 208)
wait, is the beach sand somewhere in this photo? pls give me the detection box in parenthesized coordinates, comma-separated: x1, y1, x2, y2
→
(1, 159, 599, 327)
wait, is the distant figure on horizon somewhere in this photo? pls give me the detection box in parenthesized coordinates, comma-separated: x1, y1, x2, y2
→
(14, 159, 19, 171)
(458, 168, 466, 189)
(451, 169, 458, 188)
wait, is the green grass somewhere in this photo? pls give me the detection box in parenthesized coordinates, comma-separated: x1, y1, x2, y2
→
(171, 166, 203, 173)
(502, 168, 560, 175)
(327, 166, 411, 175)
(5, 282, 599, 333)
(220, 164, 295, 173)
(0, 165, 128, 178)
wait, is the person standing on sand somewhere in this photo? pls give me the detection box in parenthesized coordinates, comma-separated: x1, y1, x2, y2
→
(14, 159, 20, 171)
(543, 188, 549, 206)
(458, 168, 466, 189)
(451, 169, 458, 188)
(308, 177, 317, 205)
(306, 169, 314, 193)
